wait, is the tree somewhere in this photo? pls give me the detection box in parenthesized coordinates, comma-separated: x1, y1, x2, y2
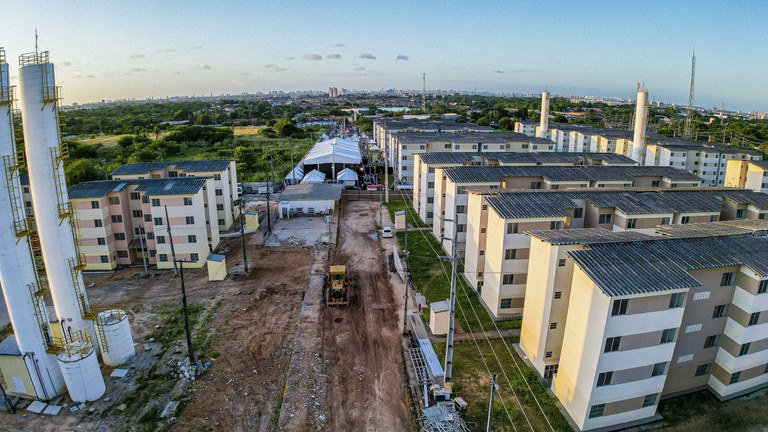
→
(553, 114, 568, 123)
(65, 159, 100, 185)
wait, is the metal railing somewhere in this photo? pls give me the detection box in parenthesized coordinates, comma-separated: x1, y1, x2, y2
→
(2, 156, 32, 239)
(67, 256, 93, 320)
(19, 51, 48, 67)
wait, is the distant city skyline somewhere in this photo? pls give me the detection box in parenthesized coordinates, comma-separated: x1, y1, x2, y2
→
(3, 0, 767, 112)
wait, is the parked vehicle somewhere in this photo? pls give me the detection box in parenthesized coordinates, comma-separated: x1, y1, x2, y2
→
(381, 226, 393, 238)
(367, 184, 385, 191)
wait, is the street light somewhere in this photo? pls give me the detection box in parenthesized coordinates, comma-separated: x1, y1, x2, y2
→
(234, 199, 248, 274)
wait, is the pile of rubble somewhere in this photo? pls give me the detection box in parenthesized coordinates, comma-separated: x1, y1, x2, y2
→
(171, 358, 213, 381)
(285, 236, 304, 247)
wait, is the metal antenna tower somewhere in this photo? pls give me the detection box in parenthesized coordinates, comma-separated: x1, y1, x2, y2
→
(422, 73, 426, 111)
(684, 51, 696, 139)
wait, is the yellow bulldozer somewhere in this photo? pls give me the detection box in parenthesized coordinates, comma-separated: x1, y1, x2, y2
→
(327, 265, 350, 306)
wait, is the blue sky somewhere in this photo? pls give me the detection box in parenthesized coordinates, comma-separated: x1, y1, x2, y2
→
(3, 0, 767, 111)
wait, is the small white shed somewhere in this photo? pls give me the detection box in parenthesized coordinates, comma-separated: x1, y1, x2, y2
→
(279, 183, 343, 218)
(429, 300, 450, 336)
(300, 169, 326, 184)
(336, 168, 358, 187)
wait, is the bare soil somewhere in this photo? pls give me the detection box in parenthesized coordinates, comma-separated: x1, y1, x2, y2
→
(321, 201, 414, 431)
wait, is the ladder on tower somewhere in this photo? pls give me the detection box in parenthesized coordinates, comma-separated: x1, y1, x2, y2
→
(68, 256, 94, 320)
(50, 145, 73, 220)
(40, 62, 60, 104)
(28, 231, 46, 273)
(27, 282, 60, 354)
(93, 317, 109, 353)
(2, 156, 32, 239)
(69, 214, 86, 269)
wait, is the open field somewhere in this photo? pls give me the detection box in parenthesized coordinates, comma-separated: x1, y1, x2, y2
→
(75, 134, 132, 147)
(232, 126, 263, 136)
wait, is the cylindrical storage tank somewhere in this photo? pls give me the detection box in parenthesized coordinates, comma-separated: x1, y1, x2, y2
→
(0, 50, 65, 400)
(96, 309, 135, 366)
(57, 341, 105, 402)
(539, 90, 550, 140)
(631, 86, 648, 163)
(18, 52, 93, 339)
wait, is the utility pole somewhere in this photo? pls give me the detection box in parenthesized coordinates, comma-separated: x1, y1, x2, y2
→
(177, 260, 196, 365)
(384, 135, 389, 203)
(486, 373, 498, 432)
(265, 150, 273, 234)
(684, 51, 696, 140)
(443, 217, 458, 383)
(137, 225, 148, 274)
(422, 72, 426, 112)
(235, 199, 248, 274)
(402, 216, 409, 335)
(164, 206, 178, 275)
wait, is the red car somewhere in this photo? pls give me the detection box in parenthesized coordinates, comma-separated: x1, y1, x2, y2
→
(366, 184, 385, 191)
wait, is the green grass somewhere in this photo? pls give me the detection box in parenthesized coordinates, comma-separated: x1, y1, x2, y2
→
(397, 230, 519, 332)
(386, 200, 429, 228)
(0, 324, 11, 341)
(434, 339, 571, 432)
(656, 389, 768, 431)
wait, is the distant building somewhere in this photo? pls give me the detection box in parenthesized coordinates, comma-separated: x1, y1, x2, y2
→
(725, 159, 768, 193)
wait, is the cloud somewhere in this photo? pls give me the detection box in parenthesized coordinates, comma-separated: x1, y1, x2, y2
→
(241, 72, 251, 76)
(265, 64, 275, 68)
(359, 53, 376, 60)
(75, 74, 95, 79)
(197, 65, 212, 70)
(326, 54, 342, 60)
(354, 67, 366, 71)
(173, 71, 182, 75)
(494, 70, 505, 74)
(60, 61, 72, 67)
(334, 43, 346, 47)
(304, 53, 323, 61)
(158, 48, 176, 53)
(129, 54, 145, 59)
(396, 54, 409, 60)
(130, 68, 146, 73)
(265, 64, 289, 72)
(286, 56, 295, 60)
(184, 45, 203, 50)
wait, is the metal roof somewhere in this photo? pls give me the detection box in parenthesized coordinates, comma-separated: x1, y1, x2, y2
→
(0, 335, 21, 356)
(280, 183, 342, 201)
(527, 228, 654, 245)
(393, 131, 531, 143)
(415, 151, 636, 167)
(656, 220, 768, 238)
(110, 160, 232, 175)
(569, 234, 768, 296)
(486, 193, 575, 219)
(69, 178, 207, 199)
(375, 118, 494, 132)
(69, 180, 131, 199)
(443, 165, 702, 184)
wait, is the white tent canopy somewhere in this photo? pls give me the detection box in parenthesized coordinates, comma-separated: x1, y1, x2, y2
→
(300, 169, 326, 184)
(302, 137, 362, 166)
(336, 168, 358, 181)
(284, 165, 304, 184)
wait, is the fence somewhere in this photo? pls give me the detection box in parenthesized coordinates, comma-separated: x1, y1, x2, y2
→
(341, 189, 407, 202)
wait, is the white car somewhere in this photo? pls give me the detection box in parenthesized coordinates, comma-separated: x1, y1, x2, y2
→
(381, 226, 393, 238)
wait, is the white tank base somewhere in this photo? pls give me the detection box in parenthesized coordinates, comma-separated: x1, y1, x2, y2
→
(57, 341, 106, 402)
(97, 309, 135, 366)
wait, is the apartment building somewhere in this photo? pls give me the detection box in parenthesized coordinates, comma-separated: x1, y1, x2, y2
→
(110, 160, 238, 230)
(514, 120, 537, 136)
(725, 159, 768, 192)
(432, 165, 702, 257)
(413, 152, 637, 224)
(519, 222, 768, 431)
(68, 177, 220, 271)
(391, 131, 556, 184)
(645, 140, 762, 187)
(465, 188, 768, 319)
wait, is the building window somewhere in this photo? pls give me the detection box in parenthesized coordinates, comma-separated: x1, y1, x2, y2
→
(96, 237, 106, 246)
(530, 181, 542, 189)
(149, 250, 156, 257)
(758, 280, 768, 294)
(713, 304, 729, 318)
(749, 312, 761, 326)
(695, 363, 712, 377)
(154, 217, 163, 225)
(100, 255, 109, 263)
(604, 337, 621, 353)
(660, 328, 676, 344)
(94, 219, 103, 228)
(427, 197, 434, 204)
(479, 250, 485, 256)
(213, 174, 222, 181)
(720, 272, 735, 286)
(730, 372, 741, 384)
(217, 204, 224, 211)
(651, 362, 667, 377)
(736, 209, 745, 219)
(588, 404, 605, 419)
(760, 214, 767, 220)
(598, 214, 612, 224)
(218, 218, 225, 226)
(504, 249, 516, 260)
(669, 293, 684, 308)
(91, 200, 100, 209)
(108, 197, 120, 205)
(157, 236, 166, 244)
(626, 218, 637, 229)
(651, 180, 661, 187)
(543, 364, 558, 379)
(545, 351, 553, 358)
(186, 216, 195, 224)
(739, 343, 751, 356)
(116, 250, 129, 258)
(611, 299, 628, 316)
(159, 254, 168, 262)
(642, 394, 658, 408)
(144, 215, 152, 222)
(596, 372, 613, 387)
(147, 233, 154, 240)
(142, 195, 150, 204)
(130, 192, 140, 200)
(456, 205, 466, 214)
(704, 334, 721, 349)
(132, 210, 142, 218)
(506, 223, 518, 234)
(134, 226, 145, 235)
(550, 221, 562, 230)
(188, 235, 197, 243)
(190, 253, 199, 262)
(111, 215, 123, 223)
(500, 298, 512, 309)
(558, 258, 566, 267)
(114, 233, 126, 241)
(502, 274, 514, 285)
(215, 189, 223, 196)
(549, 322, 557, 330)
(681, 216, 690, 224)
(184, 197, 193, 206)
(554, 291, 562, 299)
(573, 207, 583, 218)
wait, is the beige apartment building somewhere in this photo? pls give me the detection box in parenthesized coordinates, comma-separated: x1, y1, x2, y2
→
(519, 222, 768, 431)
(431, 165, 702, 257)
(110, 160, 239, 230)
(413, 152, 637, 224)
(464, 188, 768, 319)
(68, 177, 220, 271)
(725, 159, 768, 192)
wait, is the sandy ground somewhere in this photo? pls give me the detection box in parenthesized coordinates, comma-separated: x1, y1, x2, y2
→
(321, 200, 414, 431)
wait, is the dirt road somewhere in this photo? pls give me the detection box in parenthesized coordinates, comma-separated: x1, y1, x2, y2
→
(321, 201, 414, 431)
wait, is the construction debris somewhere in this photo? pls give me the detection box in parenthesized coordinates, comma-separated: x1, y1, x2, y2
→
(172, 358, 212, 381)
(419, 402, 470, 432)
